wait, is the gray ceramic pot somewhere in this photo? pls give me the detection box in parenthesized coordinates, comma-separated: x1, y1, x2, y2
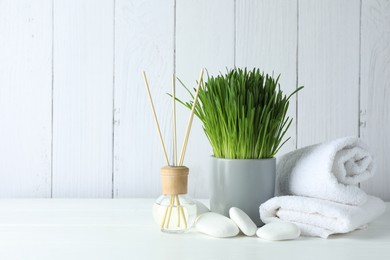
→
(210, 157, 276, 226)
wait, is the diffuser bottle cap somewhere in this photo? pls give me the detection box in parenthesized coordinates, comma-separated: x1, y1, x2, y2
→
(160, 166, 189, 195)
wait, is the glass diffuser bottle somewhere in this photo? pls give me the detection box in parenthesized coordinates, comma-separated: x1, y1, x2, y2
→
(153, 166, 196, 233)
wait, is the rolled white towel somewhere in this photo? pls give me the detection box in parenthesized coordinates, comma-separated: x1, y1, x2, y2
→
(276, 137, 375, 205)
(259, 195, 386, 238)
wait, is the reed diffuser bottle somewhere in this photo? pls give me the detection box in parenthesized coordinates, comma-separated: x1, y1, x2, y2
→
(153, 166, 196, 233)
(143, 69, 204, 233)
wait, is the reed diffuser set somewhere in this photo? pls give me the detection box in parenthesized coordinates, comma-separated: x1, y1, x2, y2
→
(143, 69, 204, 233)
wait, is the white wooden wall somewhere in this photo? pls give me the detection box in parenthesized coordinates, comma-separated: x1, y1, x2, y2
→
(0, 0, 389, 200)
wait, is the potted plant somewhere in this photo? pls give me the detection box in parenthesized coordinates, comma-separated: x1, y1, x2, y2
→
(177, 68, 302, 226)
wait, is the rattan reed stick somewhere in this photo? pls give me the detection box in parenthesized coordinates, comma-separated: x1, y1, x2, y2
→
(172, 74, 178, 166)
(142, 71, 170, 166)
(176, 194, 187, 228)
(179, 68, 204, 166)
(175, 195, 180, 227)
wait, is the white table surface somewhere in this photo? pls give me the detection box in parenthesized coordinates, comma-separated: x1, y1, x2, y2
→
(0, 199, 389, 260)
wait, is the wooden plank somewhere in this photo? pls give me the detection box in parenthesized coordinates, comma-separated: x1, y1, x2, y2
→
(236, 0, 298, 156)
(298, 0, 360, 147)
(113, 0, 174, 197)
(0, 0, 52, 197)
(52, 0, 114, 197)
(176, 0, 234, 198)
(360, 0, 390, 200)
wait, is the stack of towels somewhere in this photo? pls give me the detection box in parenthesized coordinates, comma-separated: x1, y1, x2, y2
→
(259, 137, 386, 238)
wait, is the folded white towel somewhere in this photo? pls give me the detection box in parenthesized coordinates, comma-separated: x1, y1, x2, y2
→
(276, 137, 375, 205)
(260, 195, 386, 238)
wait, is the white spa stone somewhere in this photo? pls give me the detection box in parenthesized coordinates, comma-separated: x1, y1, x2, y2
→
(256, 222, 300, 241)
(194, 200, 210, 216)
(196, 212, 239, 238)
(229, 207, 257, 236)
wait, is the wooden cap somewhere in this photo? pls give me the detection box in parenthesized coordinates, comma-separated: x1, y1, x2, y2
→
(161, 166, 189, 195)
